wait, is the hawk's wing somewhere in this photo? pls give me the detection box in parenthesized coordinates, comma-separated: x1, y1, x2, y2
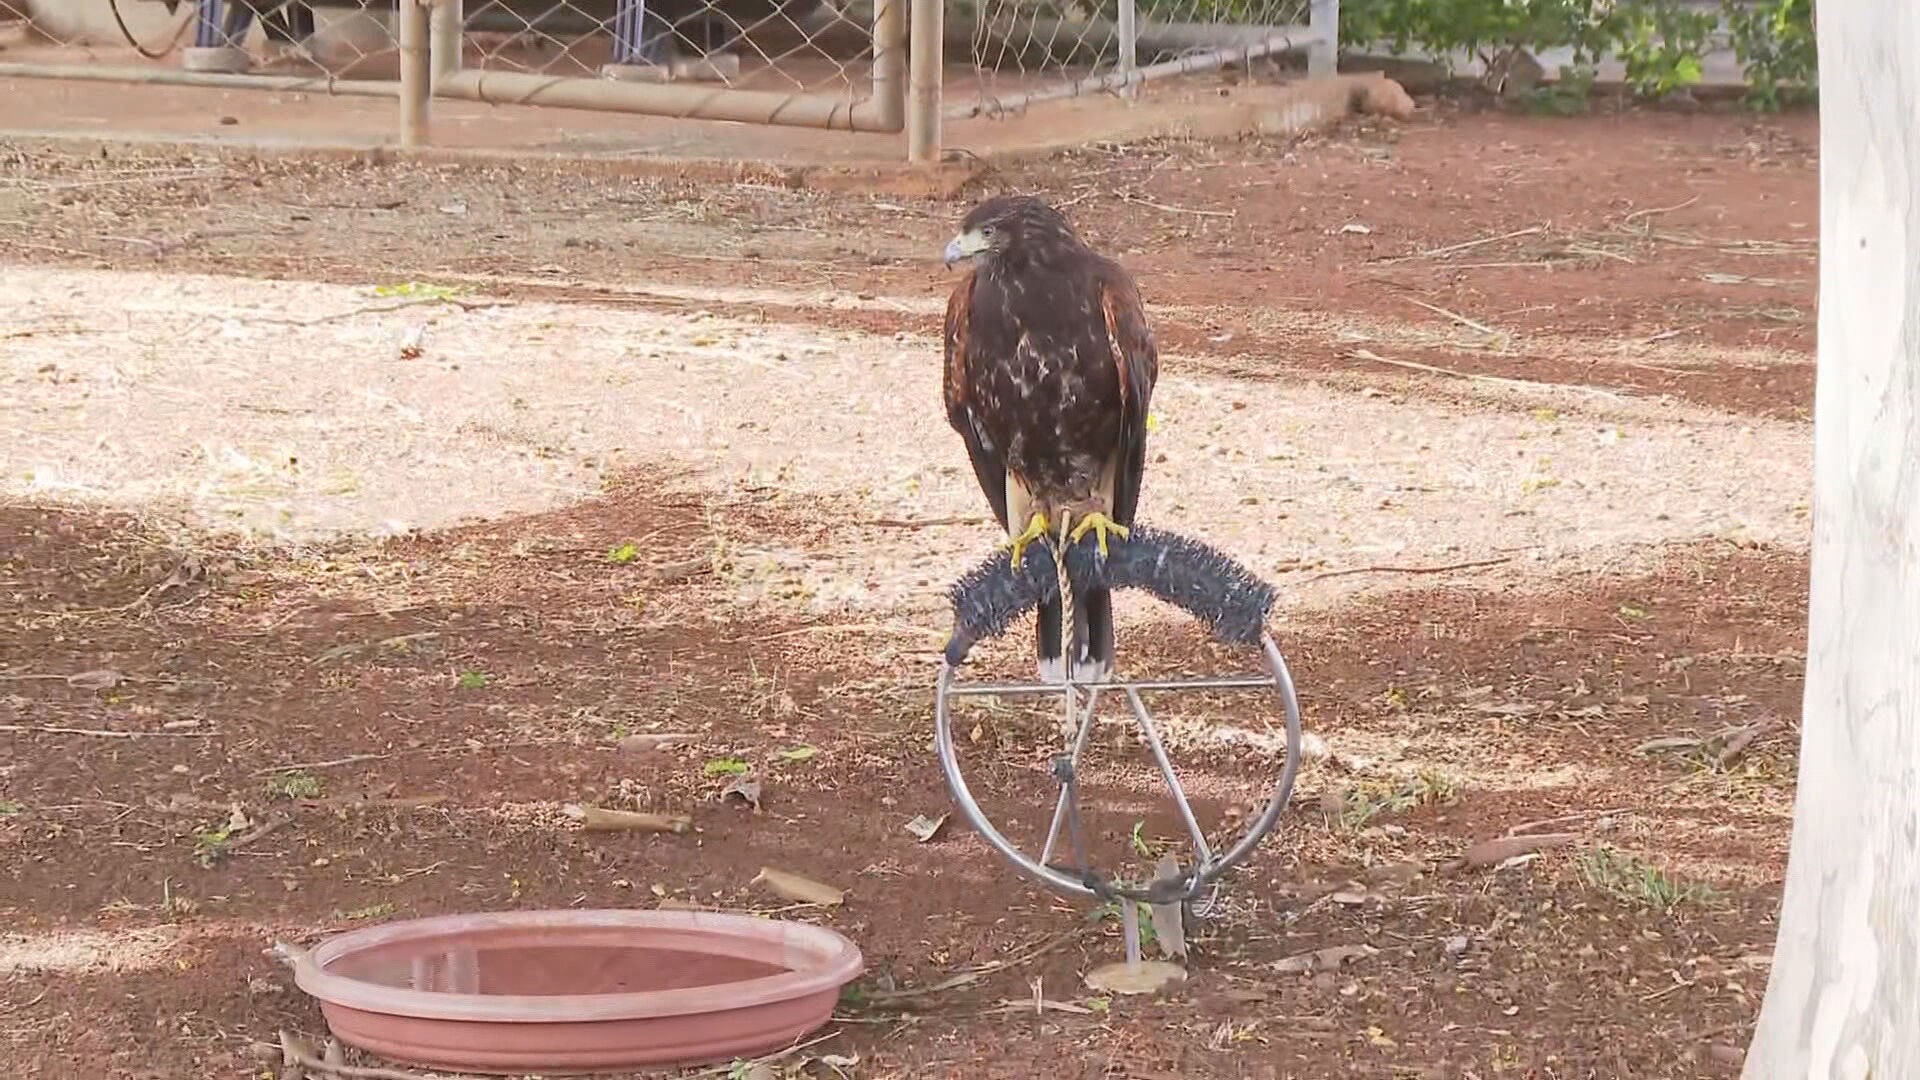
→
(944, 270, 1011, 530)
(1097, 263, 1159, 526)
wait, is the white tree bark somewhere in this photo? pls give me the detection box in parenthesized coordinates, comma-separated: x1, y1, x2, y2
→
(1742, 4, 1920, 1078)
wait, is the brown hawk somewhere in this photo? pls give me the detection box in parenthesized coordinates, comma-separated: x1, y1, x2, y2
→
(941, 195, 1160, 683)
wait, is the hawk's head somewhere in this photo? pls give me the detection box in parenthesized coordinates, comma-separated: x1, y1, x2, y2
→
(943, 195, 1081, 270)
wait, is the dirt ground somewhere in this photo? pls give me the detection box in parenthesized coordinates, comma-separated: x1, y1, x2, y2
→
(2, 91, 1816, 1080)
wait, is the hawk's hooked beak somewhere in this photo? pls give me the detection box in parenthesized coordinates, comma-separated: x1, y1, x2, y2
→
(943, 230, 987, 269)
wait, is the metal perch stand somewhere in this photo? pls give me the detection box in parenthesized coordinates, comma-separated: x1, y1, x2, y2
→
(932, 526, 1305, 966)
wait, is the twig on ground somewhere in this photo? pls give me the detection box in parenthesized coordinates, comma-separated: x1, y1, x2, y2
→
(1306, 556, 1513, 584)
(1371, 226, 1546, 266)
(227, 816, 290, 854)
(1348, 348, 1627, 401)
(248, 297, 508, 328)
(865, 926, 1089, 1004)
(250, 740, 576, 776)
(1406, 298, 1505, 339)
(1114, 192, 1235, 219)
(1506, 808, 1632, 836)
(1621, 196, 1701, 230)
(681, 1031, 844, 1079)
(867, 515, 988, 529)
(764, 623, 946, 641)
(0, 725, 214, 739)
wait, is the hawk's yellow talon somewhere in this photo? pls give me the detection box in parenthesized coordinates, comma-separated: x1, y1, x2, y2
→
(1004, 511, 1051, 571)
(1068, 512, 1130, 557)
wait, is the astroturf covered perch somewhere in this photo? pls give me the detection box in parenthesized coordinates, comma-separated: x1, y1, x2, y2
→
(941, 523, 1279, 667)
(933, 518, 1305, 973)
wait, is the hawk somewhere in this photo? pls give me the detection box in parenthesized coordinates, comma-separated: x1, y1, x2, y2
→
(941, 195, 1160, 683)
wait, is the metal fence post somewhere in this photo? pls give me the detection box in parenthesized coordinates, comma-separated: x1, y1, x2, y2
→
(1308, 0, 1338, 77)
(430, 0, 464, 87)
(907, 0, 943, 162)
(399, 0, 431, 147)
(1117, 0, 1137, 99)
(873, 0, 909, 131)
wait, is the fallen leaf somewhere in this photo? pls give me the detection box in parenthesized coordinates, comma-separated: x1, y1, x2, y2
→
(775, 746, 818, 763)
(1083, 960, 1186, 996)
(66, 669, 124, 690)
(1716, 722, 1769, 767)
(753, 867, 844, 906)
(904, 813, 948, 843)
(722, 776, 763, 812)
(1446, 832, 1579, 872)
(1340, 222, 1373, 234)
(226, 803, 253, 833)
(1367, 1025, 1397, 1048)
(1272, 943, 1377, 975)
(820, 1053, 860, 1069)
(703, 757, 750, 777)
(562, 804, 693, 834)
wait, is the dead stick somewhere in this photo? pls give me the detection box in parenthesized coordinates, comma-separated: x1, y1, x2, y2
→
(252, 740, 573, 776)
(1506, 807, 1632, 836)
(1348, 348, 1626, 400)
(681, 1031, 844, 1079)
(227, 816, 290, 854)
(297, 795, 449, 811)
(1306, 556, 1513, 583)
(568, 806, 693, 834)
(0, 725, 214, 739)
(1372, 226, 1547, 265)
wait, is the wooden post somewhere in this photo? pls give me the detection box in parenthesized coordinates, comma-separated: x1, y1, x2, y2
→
(1742, 3, 1920, 1077)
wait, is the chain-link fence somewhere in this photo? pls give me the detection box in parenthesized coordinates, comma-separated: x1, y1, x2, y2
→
(952, 0, 1332, 119)
(0, 0, 904, 128)
(1, 0, 1337, 154)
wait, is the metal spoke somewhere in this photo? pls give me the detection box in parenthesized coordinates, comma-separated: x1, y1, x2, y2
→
(934, 632, 1305, 905)
(1124, 686, 1213, 864)
(1039, 686, 1101, 866)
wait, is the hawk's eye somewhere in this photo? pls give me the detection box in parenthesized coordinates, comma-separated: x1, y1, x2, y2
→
(981, 225, 996, 237)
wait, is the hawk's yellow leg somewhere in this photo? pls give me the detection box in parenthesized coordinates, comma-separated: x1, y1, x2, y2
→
(1003, 511, 1051, 572)
(1067, 511, 1131, 557)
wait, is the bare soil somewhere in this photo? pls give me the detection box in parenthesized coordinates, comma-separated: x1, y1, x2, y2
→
(3, 489, 1803, 1080)
(1, 96, 1815, 1080)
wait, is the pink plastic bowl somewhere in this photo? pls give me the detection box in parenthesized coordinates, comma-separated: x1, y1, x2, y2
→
(281, 909, 864, 1075)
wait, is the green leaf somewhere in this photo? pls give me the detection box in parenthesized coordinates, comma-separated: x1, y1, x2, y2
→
(457, 670, 490, 690)
(703, 757, 751, 777)
(607, 543, 640, 564)
(0, 799, 24, 816)
(775, 746, 818, 763)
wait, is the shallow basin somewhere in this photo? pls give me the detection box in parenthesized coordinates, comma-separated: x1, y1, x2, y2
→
(283, 909, 863, 1075)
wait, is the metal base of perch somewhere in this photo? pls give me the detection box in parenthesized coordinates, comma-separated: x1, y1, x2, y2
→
(933, 523, 1305, 967)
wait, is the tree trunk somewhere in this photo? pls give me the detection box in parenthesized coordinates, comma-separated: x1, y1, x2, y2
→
(1742, 5, 1920, 1078)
